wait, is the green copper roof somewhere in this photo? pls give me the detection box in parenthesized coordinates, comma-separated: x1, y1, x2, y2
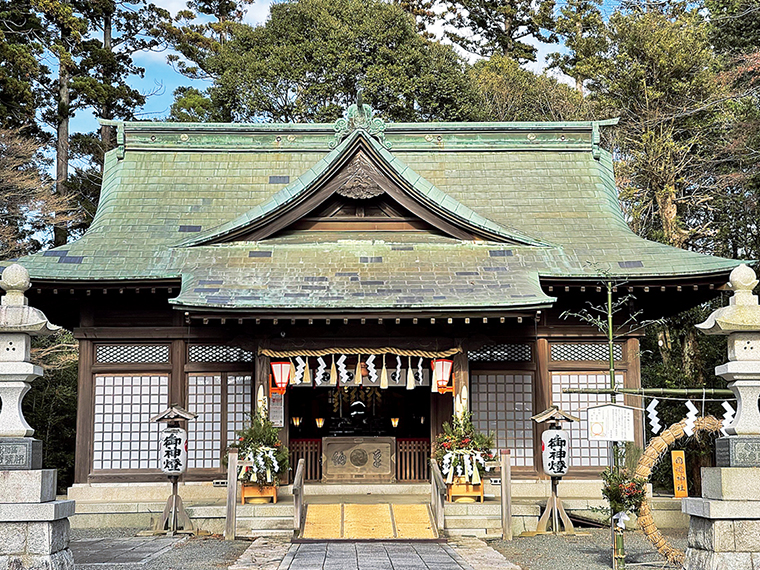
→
(1, 115, 741, 312)
(179, 129, 551, 248)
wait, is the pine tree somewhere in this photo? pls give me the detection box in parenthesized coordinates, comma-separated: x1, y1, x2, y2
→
(547, 0, 607, 93)
(439, 0, 557, 62)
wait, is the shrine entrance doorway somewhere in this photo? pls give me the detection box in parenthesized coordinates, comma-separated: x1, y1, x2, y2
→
(287, 386, 433, 483)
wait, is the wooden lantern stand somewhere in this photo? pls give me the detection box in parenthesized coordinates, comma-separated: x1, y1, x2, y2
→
(531, 406, 579, 535)
(150, 405, 198, 536)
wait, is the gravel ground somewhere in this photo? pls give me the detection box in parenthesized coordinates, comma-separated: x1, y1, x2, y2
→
(70, 528, 252, 570)
(488, 528, 688, 570)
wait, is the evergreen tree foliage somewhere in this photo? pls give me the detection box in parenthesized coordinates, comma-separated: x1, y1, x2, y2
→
(439, 0, 556, 62)
(547, 0, 607, 93)
(470, 55, 594, 121)
(589, 2, 726, 248)
(166, 0, 476, 123)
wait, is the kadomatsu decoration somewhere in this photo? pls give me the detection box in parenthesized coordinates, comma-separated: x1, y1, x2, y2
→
(434, 412, 494, 485)
(236, 412, 289, 487)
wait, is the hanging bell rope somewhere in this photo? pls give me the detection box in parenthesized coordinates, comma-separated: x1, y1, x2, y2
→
(258, 346, 462, 358)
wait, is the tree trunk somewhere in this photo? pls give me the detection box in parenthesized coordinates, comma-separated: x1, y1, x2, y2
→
(655, 184, 684, 248)
(99, 9, 114, 156)
(54, 51, 70, 247)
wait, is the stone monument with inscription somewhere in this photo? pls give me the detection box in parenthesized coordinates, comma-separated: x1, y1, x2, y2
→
(684, 263, 760, 569)
(0, 263, 75, 569)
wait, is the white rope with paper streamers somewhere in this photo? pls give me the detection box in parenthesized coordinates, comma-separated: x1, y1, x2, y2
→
(646, 398, 662, 434)
(683, 401, 699, 436)
(315, 357, 327, 385)
(721, 401, 736, 436)
(294, 356, 306, 384)
(336, 354, 349, 384)
(395, 355, 402, 385)
(417, 357, 423, 385)
(366, 354, 377, 383)
(441, 450, 489, 485)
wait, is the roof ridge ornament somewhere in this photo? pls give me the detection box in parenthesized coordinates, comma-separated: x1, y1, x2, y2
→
(331, 92, 391, 149)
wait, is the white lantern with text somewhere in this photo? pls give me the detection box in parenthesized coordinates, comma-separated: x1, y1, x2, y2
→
(541, 429, 570, 477)
(160, 426, 188, 475)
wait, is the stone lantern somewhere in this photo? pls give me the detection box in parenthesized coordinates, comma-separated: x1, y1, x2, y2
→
(683, 264, 760, 568)
(0, 264, 75, 569)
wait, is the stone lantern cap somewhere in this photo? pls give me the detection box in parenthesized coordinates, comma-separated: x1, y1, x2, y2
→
(697, 264, 760, 335)
(0, 264, 60, 335)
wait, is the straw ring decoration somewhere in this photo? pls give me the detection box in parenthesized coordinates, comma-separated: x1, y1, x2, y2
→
(634, 416, 722, 568)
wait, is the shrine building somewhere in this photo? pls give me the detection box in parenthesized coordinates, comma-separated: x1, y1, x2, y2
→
(1, 105, 739, 495)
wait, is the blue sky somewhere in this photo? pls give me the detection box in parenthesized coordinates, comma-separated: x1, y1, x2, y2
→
(71, 0, 574, 135)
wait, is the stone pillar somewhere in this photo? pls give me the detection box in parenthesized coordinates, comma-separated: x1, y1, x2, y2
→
(684, 264, 760, 569)
(0, 264, 75, 569)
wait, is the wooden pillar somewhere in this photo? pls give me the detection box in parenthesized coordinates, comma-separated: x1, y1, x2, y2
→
(535, 339, 551, 477)
(171, 339, 185, 407)
(74, 338, 94, 484)
(624, 338, 644, 449)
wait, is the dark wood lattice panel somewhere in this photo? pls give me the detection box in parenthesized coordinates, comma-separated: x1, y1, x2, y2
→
(95, 344, 170, 364)
(550, 343, 623, 362)
(188, 345, 254, 363)
(468, 344, 532, 362)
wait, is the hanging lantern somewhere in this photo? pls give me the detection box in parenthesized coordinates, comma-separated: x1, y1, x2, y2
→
(432, 358, 454, 394)
(270, 361, 291, 395)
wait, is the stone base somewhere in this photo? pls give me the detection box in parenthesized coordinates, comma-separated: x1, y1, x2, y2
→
(0, 438, 41, 470)
(685, 514, 760, 569)
(716, 436, 760, 467)
(0, 519, 73, 569)
(0, 470, 56, 503)
(684, 548, 760, 569)
(702, 467, 760, 501)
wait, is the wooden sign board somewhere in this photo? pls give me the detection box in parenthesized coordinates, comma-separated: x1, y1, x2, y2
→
(269, 393, 284, 428)
(587, 404, 635, 442)
(671, 450, 688, 498)
(322, 436, 396, 482)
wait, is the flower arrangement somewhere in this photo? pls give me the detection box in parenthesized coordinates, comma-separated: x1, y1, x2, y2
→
(235, 411, 289, 487)
(434, 412, 494, 485)
(600, 466, 647, 516)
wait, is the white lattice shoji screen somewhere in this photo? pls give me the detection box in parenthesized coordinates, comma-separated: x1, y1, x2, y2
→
(471, 373, 534, 467)
(227, 375, 252, 444)
(187, 375, 223, 469)
(551, 372, 621, 468)
(93, 375, 168, 470)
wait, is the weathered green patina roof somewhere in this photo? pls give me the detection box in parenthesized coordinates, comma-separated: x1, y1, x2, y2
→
(1, 112, 740, 313)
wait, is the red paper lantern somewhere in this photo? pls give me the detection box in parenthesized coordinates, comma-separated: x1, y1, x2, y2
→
(432, 359, 454, 394)
(270, 361, 291, 395)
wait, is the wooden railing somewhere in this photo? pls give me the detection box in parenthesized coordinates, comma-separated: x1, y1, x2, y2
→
(292, 458, 306, 535)
(430, 459, 446, 532)
(289, 439, 322, 482)
(396, 438, 430, 482)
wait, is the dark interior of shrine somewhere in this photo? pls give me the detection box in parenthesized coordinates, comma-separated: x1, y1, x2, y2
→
(287, 386, 431, 439)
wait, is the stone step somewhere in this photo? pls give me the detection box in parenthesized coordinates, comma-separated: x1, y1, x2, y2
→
(445, 515, 502, 530)
(236, 516, 294, 531)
